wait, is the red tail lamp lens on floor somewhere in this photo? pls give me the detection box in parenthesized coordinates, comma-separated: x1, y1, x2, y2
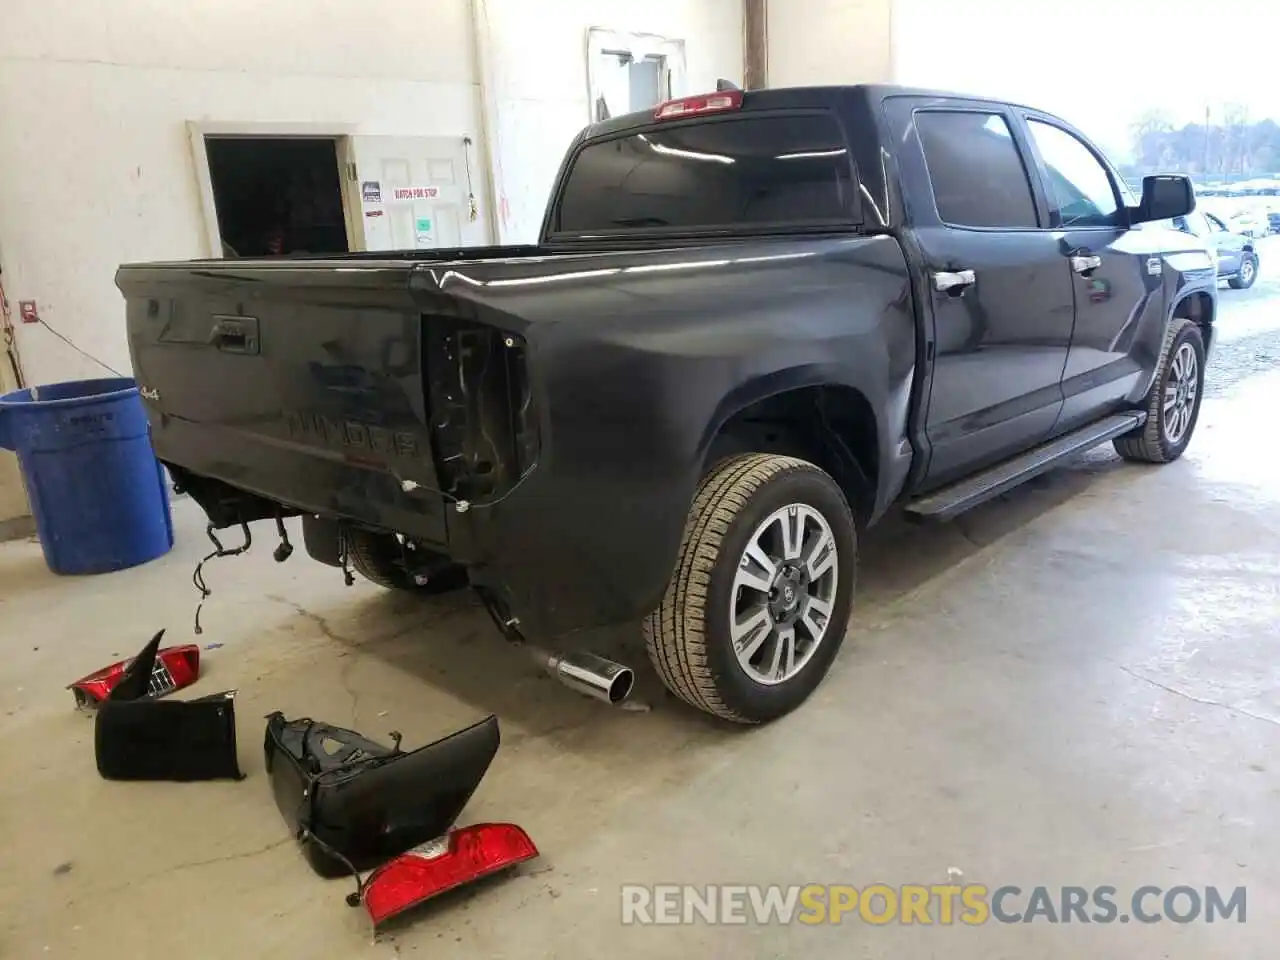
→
(69, 644, 201, 708)
(362, 823, 539, 926)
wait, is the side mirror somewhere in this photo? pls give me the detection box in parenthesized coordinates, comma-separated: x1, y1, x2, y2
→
(1133, 175, 1195, 223)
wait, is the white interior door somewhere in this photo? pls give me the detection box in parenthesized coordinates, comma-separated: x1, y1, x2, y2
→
(344, 136, 489, 251)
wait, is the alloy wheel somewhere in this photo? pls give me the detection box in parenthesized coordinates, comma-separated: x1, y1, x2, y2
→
(1162, 341, 1199, 445)
(729, 503, 839, 685)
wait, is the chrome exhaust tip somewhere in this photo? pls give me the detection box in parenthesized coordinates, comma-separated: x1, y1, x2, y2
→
(532, 649, 635, 704)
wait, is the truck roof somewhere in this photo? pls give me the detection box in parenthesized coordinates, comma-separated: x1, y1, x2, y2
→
(583, 83, 1040, 141)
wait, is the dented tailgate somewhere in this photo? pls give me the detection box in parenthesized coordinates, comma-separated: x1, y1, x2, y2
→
(118, 260, 452, 543)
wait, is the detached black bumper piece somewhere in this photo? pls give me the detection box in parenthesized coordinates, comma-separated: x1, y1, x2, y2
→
(94, 630, 242, 781)
(264, 712, 500, 876)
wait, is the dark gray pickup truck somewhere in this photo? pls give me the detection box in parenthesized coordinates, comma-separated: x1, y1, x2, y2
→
(118, 85, 1217, 723)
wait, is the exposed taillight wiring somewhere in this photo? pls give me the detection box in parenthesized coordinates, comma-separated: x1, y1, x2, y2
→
(191, 522, 253, 634)
(392, 454, 540, 516)
(420, 320, 540, 512)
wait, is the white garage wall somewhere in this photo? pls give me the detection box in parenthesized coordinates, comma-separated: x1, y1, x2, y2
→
(0, 0, 483, 388)
(766, 0, 893, 88)
(478, 0, 743, 243)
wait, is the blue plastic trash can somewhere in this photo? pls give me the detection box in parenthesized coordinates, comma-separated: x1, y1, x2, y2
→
(0, 376, 173, 574)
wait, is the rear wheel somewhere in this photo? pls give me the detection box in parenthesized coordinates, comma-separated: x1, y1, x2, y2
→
(1228, 253, 1258, 289)
(644, 453, 857, 723)
(346, 528, 469, 594)
(1113, 318, 1205, 464)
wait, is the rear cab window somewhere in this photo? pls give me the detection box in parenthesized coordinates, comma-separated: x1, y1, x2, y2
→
(551, 109, 860, 238)
(914, 110, 1039, 229)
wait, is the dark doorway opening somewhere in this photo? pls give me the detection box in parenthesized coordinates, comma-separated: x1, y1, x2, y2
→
(205, 137, 349, 257)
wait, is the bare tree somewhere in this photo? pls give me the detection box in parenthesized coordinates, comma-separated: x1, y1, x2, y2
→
(1222, 103, 1251, 176)
(1129, 109, 1174, 169)
(1125, 104, 1280, 179)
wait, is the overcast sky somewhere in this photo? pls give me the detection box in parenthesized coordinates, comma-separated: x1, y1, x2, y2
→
(894, 0, 1280, 159)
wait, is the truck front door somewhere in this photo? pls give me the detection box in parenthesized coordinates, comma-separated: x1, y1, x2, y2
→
(1019, 116, 1167, 432)
(891, 101, 1075, 488)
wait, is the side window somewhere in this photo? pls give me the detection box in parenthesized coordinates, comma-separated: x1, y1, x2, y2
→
(1176, 212, 1210, 237)
(1188, 212, 1213, 237)
(1026, 120, 1120, 228)
(915, 111, 1038, 229)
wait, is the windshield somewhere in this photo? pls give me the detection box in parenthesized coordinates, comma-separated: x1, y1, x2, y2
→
(553, 113, 857, 236)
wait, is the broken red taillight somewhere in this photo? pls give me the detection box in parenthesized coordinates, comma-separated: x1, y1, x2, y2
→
(361, 823, 539, 926)
(653, 90, 744, 121)
(69, 639, 200, 708)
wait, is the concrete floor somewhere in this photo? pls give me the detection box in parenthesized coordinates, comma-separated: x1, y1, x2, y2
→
(4, 286, 1280, 958)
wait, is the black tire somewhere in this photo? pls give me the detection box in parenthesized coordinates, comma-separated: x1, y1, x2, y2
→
(1227, 253, 1258, 289)
(346, 528, 469, 594)
(643, 453, 857, 724)
(1113, 318, 1205, 464)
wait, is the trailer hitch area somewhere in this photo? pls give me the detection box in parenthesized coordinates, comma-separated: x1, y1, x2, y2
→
(473, 587, 634, 705)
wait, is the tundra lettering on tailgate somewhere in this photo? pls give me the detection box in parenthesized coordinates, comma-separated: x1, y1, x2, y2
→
(284, 410, 421, 460)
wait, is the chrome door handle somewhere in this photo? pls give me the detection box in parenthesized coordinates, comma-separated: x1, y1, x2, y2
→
(933, 269, 976, 292)
(1071, 254, 1102, 274)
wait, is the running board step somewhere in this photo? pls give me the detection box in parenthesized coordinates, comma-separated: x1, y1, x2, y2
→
(905, 412, 1146, 521)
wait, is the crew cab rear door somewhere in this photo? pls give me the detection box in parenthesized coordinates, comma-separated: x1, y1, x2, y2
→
(1016, 114, 1165, 433)
(885, 97, 1074, 488)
